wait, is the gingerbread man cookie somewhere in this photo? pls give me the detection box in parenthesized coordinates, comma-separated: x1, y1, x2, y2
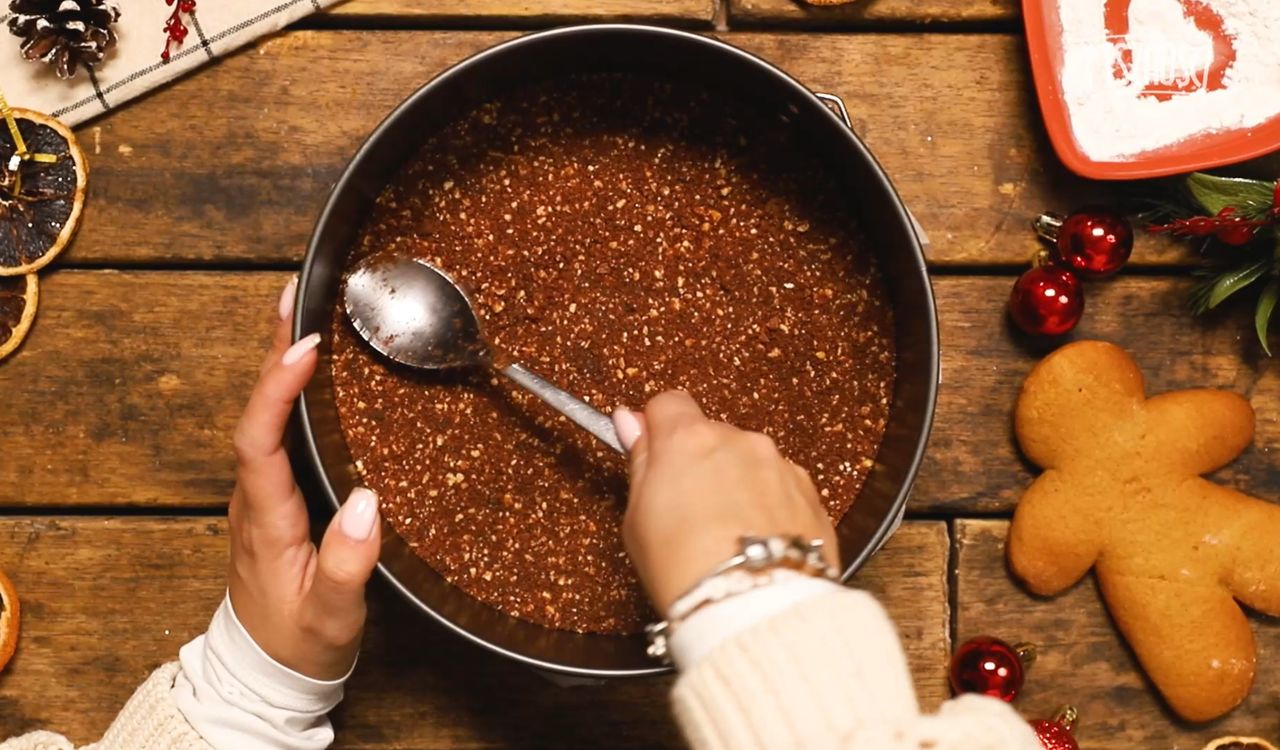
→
(1008, 340, 1280, 722)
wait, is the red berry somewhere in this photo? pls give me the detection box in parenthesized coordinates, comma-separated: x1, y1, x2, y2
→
(180, 0, 196, 11)
(1212, 207, 1262, 246)
(1030, 719, 1080, 750)
(949, 636, 1028, 702)
(1054, 207, 1133, 277)
(1009, 266, 1084, 337)
(1215, 222, 1259, 246)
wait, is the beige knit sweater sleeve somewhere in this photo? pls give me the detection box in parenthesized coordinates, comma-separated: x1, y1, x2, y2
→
(672, 589, 1045, 750)
(0, 663, 212, 750)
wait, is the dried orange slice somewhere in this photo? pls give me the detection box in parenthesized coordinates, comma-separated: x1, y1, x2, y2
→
(1204, 738, 1279, 750)
(0, 568, 18, 673)
(0, 108, 88, 276)
(0, 272, 37, 361)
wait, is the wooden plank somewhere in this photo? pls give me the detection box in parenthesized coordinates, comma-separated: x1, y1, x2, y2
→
(0, 518, 948, 745)
(323, 0, 716, 27)
(729, 0, 1017, 27)
(954, 520, 1280, 747)
(4, 272, 1278, 513)
(65, 31, 1187, 269)
(916, 274, 1280, 515)
(853, 520, 950, 708)
(0, 270, 284, 509)
(0, 518, 228, 742)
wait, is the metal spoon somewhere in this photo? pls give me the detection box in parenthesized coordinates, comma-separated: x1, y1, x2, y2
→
(343, 255, 624, 454)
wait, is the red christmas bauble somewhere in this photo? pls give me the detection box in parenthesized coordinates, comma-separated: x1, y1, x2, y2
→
(1030, 719, 1080, 750)
(1053, 207, 1133, 277)
(949, 636, 1029, 702)
(1009, 266, 1084, 337)
(1030, 707, 1080, 750)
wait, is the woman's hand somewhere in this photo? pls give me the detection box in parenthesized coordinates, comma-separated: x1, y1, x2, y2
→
(226, 277, 382, 681)
(613, 391, 839, 616)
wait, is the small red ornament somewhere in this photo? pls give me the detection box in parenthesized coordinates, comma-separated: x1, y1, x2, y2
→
(1030, 706, 1080, 750)
(161, 0, 197, 62)
(1035, 207, 1133, 277)
(1009, 264, 1084, 337)
(949, 636, 1036, 702)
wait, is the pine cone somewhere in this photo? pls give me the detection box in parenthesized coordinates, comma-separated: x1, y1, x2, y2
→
(7, 0, 122, 79)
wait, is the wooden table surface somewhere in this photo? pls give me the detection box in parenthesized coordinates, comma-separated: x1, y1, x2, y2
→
(1, 1, 1277, 747)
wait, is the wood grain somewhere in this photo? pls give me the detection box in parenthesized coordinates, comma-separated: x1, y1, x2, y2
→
(66, 31, 1189, 269)
(728, 0, 1018, 27)
(0, 518, 227, 742)
(0, 518, 948, 745)
(5, 272, 1280, 515)
(0, 271, 284, 509)
(324, 0, 716, 27)
(918, 274, 1280, 515)
(955, 520, 1280, 747)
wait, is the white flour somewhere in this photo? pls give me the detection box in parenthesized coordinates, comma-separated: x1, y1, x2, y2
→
(1056, 0, 1280, 161)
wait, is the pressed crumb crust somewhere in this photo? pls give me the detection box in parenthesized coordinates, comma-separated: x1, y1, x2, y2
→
(332, 74, 895, 634)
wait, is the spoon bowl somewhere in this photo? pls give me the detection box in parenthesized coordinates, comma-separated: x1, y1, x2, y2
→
(343, 255, 487, 370)
(342, 254, 624, 453)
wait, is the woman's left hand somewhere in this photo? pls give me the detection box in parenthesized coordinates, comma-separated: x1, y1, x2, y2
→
(226, 277, 382, 681)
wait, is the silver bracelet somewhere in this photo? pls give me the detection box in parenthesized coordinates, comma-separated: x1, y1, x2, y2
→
(644, 535, 838, 663)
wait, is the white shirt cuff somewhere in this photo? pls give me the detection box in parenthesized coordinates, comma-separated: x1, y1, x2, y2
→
(172, 594, 351, 750)
(667, 570, 844, 670)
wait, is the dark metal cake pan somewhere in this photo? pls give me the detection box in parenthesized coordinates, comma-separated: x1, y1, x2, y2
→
(294, 24, 939, 678)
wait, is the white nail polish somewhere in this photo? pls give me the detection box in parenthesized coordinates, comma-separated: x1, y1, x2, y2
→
(612, 407, 643, 451)
(278, 275, 299, 321)
(282, 333, 321, 366)
(340, 487, 379, 541)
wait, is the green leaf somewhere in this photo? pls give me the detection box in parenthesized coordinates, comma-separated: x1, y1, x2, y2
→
(1206, 256, 1271, 309)
(1187, 173, 1276, 220)
(1256, 279, 1280, 356)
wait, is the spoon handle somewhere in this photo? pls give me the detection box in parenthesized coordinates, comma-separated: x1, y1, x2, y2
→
(499, 362, 625, 454)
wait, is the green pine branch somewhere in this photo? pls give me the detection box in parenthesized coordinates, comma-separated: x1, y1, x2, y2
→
(1190, 229, 1280, 353)
(1173, 172, 1280, 354)
(1187, 173, 1276, 221)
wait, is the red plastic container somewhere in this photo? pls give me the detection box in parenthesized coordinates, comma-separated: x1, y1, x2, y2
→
(1023, 0, 1280, 180)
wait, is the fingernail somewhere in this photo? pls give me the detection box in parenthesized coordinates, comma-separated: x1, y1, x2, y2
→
(340, 487, 379, 541)
(278, 275, 299, 321)
(612, 407, 642, 451)
(282, 333, 321, 366)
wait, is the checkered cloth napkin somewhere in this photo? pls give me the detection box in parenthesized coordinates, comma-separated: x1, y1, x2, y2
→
(0, 0, 342, 126)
